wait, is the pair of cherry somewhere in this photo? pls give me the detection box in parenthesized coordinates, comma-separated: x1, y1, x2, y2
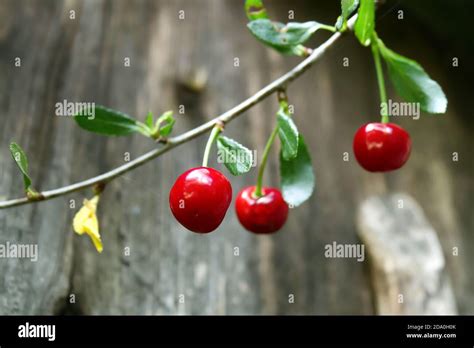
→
(169, 122, 411, 234)
(169, 167, 288, 234)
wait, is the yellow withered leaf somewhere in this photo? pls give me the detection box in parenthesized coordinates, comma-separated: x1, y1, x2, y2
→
(73, 195, 103, 253)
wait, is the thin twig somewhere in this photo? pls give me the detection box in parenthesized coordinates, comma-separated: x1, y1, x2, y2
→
(0, 15, 357, 209)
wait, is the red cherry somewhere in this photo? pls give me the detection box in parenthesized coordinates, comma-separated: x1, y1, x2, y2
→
(353, 122, 411, 172)
(235, 186, 289, 234)
(169, 167, 232, 233)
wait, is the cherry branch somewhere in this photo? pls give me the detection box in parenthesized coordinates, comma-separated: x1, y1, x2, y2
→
(0, 15, 357, 210)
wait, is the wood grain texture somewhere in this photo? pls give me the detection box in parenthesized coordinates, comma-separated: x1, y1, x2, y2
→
(0, 0, 472, 315)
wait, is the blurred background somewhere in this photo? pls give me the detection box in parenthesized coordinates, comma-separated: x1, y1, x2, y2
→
(0, 0, 472, 315)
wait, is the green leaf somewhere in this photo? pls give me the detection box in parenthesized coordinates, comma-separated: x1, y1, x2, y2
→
(216, 136, 253, 176)
(145, 112, 154, 129)
(336, 0, 359, 30)
(377, 39, 447, 113)
(155, 111, 175, 137)
(277, 108, 299, 160)
(74, 105, 146, 136)
(247, 19, 332, 55)
(280, 135, 314, 207)
(335, 17, 344, 31)
(355, 0, 375, 46)
(342, 0, 360, 18)
(245, 0, 268, 21)
(9, 142, 32, 191)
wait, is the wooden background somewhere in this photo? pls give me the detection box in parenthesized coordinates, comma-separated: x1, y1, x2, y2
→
(0, 0, 472, 315)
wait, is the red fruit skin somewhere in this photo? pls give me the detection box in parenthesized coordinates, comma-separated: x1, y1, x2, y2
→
(169, 167, 232, 233)
(235, 186, 289, 234)
(353, 122, 411, 172)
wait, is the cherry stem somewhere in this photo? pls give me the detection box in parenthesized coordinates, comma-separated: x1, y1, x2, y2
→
(254, 126, 278, 198)
(254, 92, 288, 198)
(202, 123, 222, 167)
(371, 35, 389, 124)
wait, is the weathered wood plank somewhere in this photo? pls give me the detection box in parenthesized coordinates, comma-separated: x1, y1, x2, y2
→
(357, 193, 457, 314)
